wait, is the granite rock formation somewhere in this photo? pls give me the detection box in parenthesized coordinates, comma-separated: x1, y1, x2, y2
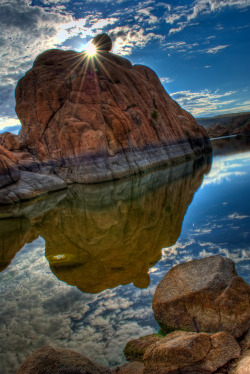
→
(152, 255, 250, 338)
(0, 34, 210, 204)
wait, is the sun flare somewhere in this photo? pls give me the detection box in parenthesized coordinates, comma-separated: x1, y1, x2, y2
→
(86, 42, 96, 57)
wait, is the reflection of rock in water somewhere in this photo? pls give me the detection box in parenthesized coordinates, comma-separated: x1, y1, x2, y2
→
(212, 136, 250, 157)
(0, 155, 211, 293)
(0, 218, 32, 271)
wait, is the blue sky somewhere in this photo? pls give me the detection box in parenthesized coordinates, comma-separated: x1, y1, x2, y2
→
(0, 0, 250, 134)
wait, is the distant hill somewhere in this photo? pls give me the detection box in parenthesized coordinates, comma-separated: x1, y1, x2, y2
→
(196, 112, 250, 138)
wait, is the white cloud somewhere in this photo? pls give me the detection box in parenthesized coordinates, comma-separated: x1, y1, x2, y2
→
(202, 152, 250, 186)
(135, 7, 159, 25)
(166, 0, 250, 34)
(160, 77, 173, 84)
(40, 0, 70, 4)
(110, 25, 164, 55)
(206, 44, 229, 54)
(228, 212, 250, 220)
(171, 89, 238, 116)
(0, 117, 21, 133)
(163, 40, 199, 52)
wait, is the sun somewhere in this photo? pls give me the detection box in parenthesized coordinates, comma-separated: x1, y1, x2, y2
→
(86, 42, 96, 57)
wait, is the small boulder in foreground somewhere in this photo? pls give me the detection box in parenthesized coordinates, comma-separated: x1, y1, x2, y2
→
(17, 346, 111, 374)
(152, 255, 250, 338)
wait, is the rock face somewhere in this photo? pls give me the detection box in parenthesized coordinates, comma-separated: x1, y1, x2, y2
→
(143, 330, 241, 374)
(17, 346, 111, 374)
(0, 34, 210, 204)
(152, 255, 250, 338)
(0, 171, 67, 205)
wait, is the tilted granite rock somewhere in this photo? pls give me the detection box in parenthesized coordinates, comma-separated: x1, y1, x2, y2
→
(0, 34, 211, 204)
(17, 346, 111, 374)
(152, 255, 250, 338)
(143, 330, 241, 374)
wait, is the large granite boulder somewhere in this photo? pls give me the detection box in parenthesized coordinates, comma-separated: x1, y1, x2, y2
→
(12, 34, 210, 185)
(0, 34, 211, 204)
(17, 346, 111, 374)
(143, 330, 241, 374)
(152, 255, 250, 338)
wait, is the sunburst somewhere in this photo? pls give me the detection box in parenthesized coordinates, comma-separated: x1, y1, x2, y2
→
(86, 42, 96, 57)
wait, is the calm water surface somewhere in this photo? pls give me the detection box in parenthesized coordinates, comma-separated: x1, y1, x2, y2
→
(0, 137, 250, 373)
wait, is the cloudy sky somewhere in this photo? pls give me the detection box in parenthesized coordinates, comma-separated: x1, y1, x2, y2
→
(0, 0, 250, 134)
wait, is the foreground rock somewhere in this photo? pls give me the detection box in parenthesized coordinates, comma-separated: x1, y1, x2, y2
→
(153, 255, 250, 338)
(0, 33, 211, 205)
(125, 331, 240, 374)
(113, 362, 144, 374)
(144, 331, 240, 373)
(17, 346, 111, 374)
(229, 328, 250, 374)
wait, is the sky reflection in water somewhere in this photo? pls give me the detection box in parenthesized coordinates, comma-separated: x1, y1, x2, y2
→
(0, 138, 250, 373)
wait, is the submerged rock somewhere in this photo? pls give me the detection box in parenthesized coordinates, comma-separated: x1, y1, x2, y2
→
(17, 346, 111, 374)
(0, 34, 211, 204)
(152, 255, 250, 338)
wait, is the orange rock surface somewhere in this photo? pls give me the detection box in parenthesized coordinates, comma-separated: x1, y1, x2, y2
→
(0, 41, 211, 198)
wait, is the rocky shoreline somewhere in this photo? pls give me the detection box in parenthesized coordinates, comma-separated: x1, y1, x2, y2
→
(17, 255, 250, 374)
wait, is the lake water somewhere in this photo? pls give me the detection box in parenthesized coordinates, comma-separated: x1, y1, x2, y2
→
(0, 137, 250, 373)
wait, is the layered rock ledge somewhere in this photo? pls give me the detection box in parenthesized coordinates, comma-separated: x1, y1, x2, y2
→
(0, 34, 211, 205)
